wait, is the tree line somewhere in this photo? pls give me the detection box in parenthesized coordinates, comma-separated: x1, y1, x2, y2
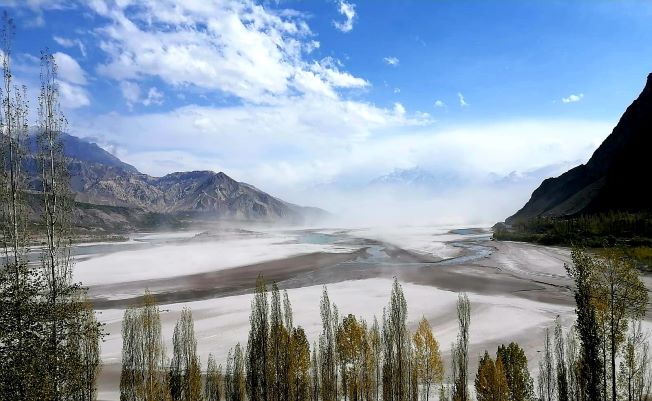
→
(494, 212, 652, 250)
(119, 245, 651, 401)
(0, 12, 102, 401)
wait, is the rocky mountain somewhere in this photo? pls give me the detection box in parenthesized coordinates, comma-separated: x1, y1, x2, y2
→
(505, 73, 652, 224)
(22, 134, 327, 231)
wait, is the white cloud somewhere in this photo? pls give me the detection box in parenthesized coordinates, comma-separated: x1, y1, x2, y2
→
(51, 51, 89, 109)
(53, 51, 86, 85)
(143, 87, 164, 106)
(53, 36, 87, 57)
(393, 88, 401, 94)
(2, 0, 68, 8)
(562, 93, 584, 103)
(383, 56, 399, 66)
(434, 100, 446, 108)
(75, 95, 431, 181)
(393, 102, 406, 117)
(119, 81, 140, 107)
(58, 81, 90, 108)
(457, 92, 469, 107)
(89, 0, 369, 106)
(333, 0, 356, 33)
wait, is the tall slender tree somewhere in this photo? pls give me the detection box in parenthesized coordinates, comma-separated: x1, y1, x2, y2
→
(73, 299, 102, 401)
(120, 292, 168, 401)
(0, 12, 44, 401)
(205, 354, 223, 401)
(311, 341, 320, 401)
(369, 317, 382, 401)
(320, 286, 337, 401)
(413, 317, 444, 401)
(226, 344, 246, 401)
(452, 293, 470, 401)
(475, 351, 508, 401)
(496, 342, 534, 401)
(617, 320, 652, 401)
(289, 326, 311, 401)
(382, 278, 410, 401)
(593, 250, 648, 401)
(246, 275, 269, 401)
(565, 328, 581, 401)
(538, 328, 556, 401)
(38, 47, 100, 401)
(566, 248, 603, 401)
(268, 283, 287, 401)
(554, 318, 569, 401)
(169, 308, 201, 401)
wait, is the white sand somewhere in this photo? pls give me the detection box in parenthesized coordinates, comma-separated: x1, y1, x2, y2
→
(76, 234, 359, 286)
(348, 225, 487, 259)
(98, 278, 573, 368)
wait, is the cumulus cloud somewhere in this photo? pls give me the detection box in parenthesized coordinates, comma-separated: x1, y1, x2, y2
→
(434, 100, 446, 108)
(457, 92, 468, 107)
(88, 0, 370, 106)
(53, 51, 86, 85)
(562, 93, 584, 103)
(333, 0, 356, 32)
(58, 80, 90, 108)
(383, 56, 399, 66)
(53, 51, 89, 108)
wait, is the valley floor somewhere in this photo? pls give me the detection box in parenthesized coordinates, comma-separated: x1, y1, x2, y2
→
(77, 225, 652, 401)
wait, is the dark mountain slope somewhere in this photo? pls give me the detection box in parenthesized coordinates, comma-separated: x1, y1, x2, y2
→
(506, 73, 652, 224)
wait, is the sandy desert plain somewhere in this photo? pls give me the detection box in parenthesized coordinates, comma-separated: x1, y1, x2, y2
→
(73, 225, 652, 401)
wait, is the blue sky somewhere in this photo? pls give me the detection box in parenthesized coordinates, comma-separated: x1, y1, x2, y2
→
(2, 0, 652, 221)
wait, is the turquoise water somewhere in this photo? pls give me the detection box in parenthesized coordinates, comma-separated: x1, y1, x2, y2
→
(296, 232, 338, 245)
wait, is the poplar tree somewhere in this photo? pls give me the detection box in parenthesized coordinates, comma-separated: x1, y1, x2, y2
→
(120, 292, 168, 401)
(566, 248, 602, 400)
(311, 341, 320, 401)
(268, 283, 287, 401)
(169, 308, 201, 401)
(283, 290, 294, 401)
(538, 328, 556, 401)
(413, 317, 444, 401)
(337, 314, 365, 401)
(320, 286, 337, 401)
(496, 342, 534, 401)
(289, 326, 311, 401)
(392, 279, 410, 401)
(205, 354, 223, 401)
(474, 351, 508, 401)
(73, 300, 102, 401)
(246, 275, 269, 401)
(554, 318, 569, 401)
(564, 329, 581, 401)
(617, 321, 652, 401)
(369, 317, 382, 401)
(226, 344, 245, 401)
(451, 293, 470, 401)
(593, 250, 648, 401)
(38, 47, 101, 401)
(0, 12, 44, 401)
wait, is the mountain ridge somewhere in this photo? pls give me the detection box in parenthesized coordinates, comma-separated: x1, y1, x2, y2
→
(19, 133, 328, 231)
(504, 73, 652, 224)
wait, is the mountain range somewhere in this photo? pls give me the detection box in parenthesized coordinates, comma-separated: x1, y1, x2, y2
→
(22, 134, 327, 232)
(505, 73, 652, 224)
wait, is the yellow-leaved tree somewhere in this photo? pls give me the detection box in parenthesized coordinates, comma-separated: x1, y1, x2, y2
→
(412, 317, 444, 401)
